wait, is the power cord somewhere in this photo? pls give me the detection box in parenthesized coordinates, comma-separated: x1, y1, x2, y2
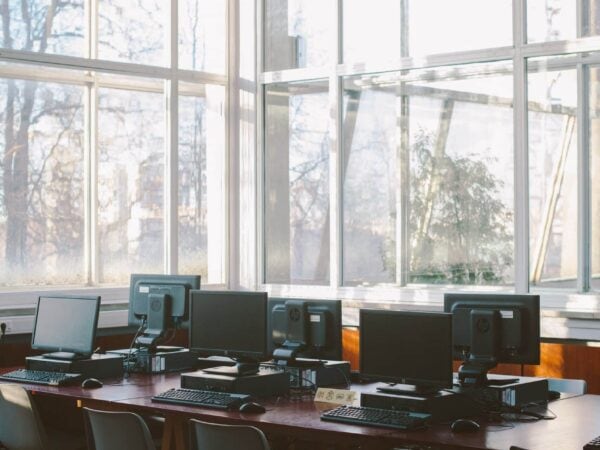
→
(0, 322, 6, 367)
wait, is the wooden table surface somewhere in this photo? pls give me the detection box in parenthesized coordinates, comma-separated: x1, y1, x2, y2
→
(2, 367, 599, 450)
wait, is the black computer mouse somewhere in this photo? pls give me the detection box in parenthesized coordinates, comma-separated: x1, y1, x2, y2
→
(450, 418, 480, 433)
(239, 402, 266, 414)
(81, 378, 103, 389)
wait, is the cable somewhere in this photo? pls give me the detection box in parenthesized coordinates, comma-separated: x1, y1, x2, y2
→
(124, 319, 146, 377)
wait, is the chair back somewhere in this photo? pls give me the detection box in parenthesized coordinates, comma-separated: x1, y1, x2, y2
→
(0, 384, 49, 450)
(84, 407, 156, 450)
(189, 419, 270, 450)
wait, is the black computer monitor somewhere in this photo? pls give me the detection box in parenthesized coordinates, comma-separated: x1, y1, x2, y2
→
(360, 309, 453, 395)
(128, 274, 201, 349)
(31, 295, 101, 361)
(189, 290, 269, 376)
(444, 293, 540, 386)
(267, 298, 343, 364)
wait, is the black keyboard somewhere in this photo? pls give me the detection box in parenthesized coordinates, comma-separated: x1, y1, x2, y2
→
(152, 388, 252, 410)
(321, 405, 430, 431)
(0, 369, 83, 386)
(585, 435, 600, 449)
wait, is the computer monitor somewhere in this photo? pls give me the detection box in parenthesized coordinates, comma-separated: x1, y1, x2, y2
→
(31, 295, 101, 361)
(128, 274, 201, 349)
(360, 309, 453, 395)
(267, 298, 343, 364)
(189, 290, 269, 376)
(444, 293, 540, 386)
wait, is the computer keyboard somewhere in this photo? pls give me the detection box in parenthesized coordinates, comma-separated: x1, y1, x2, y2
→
(321, 405, 431, 431)
(584, 435, 600, 449)
(151, 388, 252, 410)
(0, 369, 83, 386)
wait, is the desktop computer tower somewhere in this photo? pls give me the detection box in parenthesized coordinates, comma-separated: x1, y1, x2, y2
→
(259, 359, 351, 388)
(455, 376, 549, 408)
(107, 347, 195, 374)
(26, 353, 123, 379)
(181, 368, 290, 397)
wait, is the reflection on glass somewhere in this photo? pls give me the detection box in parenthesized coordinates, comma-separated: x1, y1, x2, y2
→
(527, 0, 577, 42)
(264, 81, 330, 284)
(98, 0, 165, 66)
(179, 0, 226, 73)
(342, 76, 398, 286)
(590, 66, 600, 290)
(528, 64, 577, 289)
(0, 0, 84, 56)
(407, 64, 514, 285)
(98, 85, 165, 283)
(0, 79, 84, 286)
(179, 85, 226, 282)
(265, 0, 334, 71)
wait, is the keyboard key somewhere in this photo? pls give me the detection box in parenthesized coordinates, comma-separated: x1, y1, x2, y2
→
(0, 369, 83, 386)
(152, 388, 251, 410)
(321, 405, 430, 431)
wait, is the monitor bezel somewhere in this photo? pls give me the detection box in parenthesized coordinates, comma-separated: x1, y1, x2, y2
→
(443, 293, 541, 365)
(359, 309, 454, 389)
(189, 290, 270, 362)
(31, 295, 101, 356)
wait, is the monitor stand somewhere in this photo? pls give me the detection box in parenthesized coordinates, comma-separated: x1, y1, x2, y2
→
(203, 361, 260, 377)
(41, 351, 88, 361)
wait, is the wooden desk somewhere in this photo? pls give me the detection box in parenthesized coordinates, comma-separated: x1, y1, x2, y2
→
(2, 369, 600, 450)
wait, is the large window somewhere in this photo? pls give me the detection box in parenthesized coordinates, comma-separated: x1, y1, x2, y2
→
(0, 1, 227, 289)
(261, 1, 600, 297)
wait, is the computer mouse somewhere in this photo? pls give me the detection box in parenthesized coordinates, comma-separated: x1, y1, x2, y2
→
(239, 402, 266, 414)
(81, 378, 103, 389)
(450, 418, 480, 433)
(548, 390, 561, 400)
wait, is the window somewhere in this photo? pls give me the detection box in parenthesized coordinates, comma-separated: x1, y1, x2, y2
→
(260, 1, 600, 299)
(0, 1, 227, 291)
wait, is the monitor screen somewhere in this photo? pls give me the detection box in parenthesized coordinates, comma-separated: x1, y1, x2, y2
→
(360, 309, 453, 391)
(189, 291, 269, 362)
(31, 295, 101, 359)
(267, 298, 342, 361)
(443, 293, 540, 385)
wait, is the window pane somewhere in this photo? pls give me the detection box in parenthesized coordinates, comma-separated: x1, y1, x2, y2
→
(0, 78, 84, 287)
(264, 0, 335, 71)
(408, 0, 511, 56)
(98, 0, 166, 66)
(527, 0, 577, 42)
(179, 84, 226, 282)
(264, 80, 330, 284)
(179, 0, 226, 73)
(0, 0, 84, 56)
(590, 65, 600, 290)
(343, 0, 401, 63)
(407, 63, 514, 285)
(98, 82, 165, 283)
(342, 75, 398, 286)
(528, 62, 577, 289)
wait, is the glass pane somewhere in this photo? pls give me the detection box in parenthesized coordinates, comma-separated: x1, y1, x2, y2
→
(0, 78, 84, 287)
(179, 85, 226, 283)
(590, 65, 600, 290)
(98, 83, 165, 283)
(407, 63, 514, 285)
(264, 80, 330, 284)
(528, 61, 577, 289)
(179, 0, 226, 73)
(343, 0, 401, 63)
(0, 0, 84, 56)
(98, 0, 166, 66)
(342, 76, 398, 286)
(408, 0, 511, 56)
(264, 0, 335, 71)
(527, 0, 576, 42)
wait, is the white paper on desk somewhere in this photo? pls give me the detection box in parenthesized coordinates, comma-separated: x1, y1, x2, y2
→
(314, 388, 359, 406)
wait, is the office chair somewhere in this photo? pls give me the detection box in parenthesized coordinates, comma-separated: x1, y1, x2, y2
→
(189, 419, 270, 450)
(0, 384, 49, 450)
(83, 407, 157, 450)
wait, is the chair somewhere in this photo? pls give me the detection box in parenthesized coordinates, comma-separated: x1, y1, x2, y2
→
(84, 407, 157, 450)
(0, 384, 49, 450)
(189, 419, 270, 450)
(548, 377, 587, 395)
